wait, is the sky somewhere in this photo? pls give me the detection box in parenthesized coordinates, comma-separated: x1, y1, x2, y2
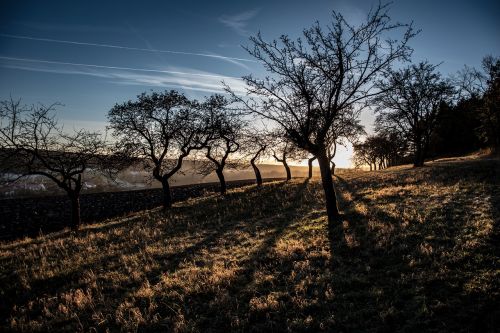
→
(0, 0, 499, 167)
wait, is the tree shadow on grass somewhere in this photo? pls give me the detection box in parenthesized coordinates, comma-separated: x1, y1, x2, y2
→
(3, 159, 499, 332)
(0, 180, 307, 331)
(331, 170, 500, 332)
(140, 179, 312, 332)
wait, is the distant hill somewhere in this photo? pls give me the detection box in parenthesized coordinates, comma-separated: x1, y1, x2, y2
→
(1, 159, 347, 198)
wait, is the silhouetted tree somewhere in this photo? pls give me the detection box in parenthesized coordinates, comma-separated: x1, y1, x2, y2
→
(227, 2, 415, 227)
(108, 90, 211, 210)
(272, 136, 297, 181)
(307, 155, 316, 179)
(306, 108, 365, 178)
(353, 132, 406, 170)
(328, 107, 366, 175)
(374, 62, 454, 167)
(0, 98, 113, 230)
(242, 127, 272, 186)
(455, 56, 500, 153)
(353, 140, 373, 170)
(430, 99, 483, 157)
(196, 95, 243, 195)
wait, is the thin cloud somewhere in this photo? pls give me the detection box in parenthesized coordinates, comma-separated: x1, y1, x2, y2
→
(0, 56, 242, 80)
(219, 8, 260, 36)
(0, 33, 258, 63)
(203, 51, 252, 71)
(126, 23, 170, 65)
(0, 56, 248, 95)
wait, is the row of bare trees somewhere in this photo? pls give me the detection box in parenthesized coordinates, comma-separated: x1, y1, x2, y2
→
(0, 88, 366, 232)
(353, 131, 406, 170)
(1, 2, 417, 241)
(107, 91, 330, 208)
(10, 2, 494, 248)
(232, 0, 497, 237)
(0, 91, 349, 230)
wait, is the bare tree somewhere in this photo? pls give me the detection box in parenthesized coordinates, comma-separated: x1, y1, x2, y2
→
(108, 90, 211, 210)
(0, 98, 112, 229)
(327, 107, 365, 175)
(241, 126, 272, 186)
(226, 2, 415, 227)
(196, 95, 243, 195)
(353, 132, 407, 171)
(352, 140, 374, 170)
(308, 108, 365, 178)
(307, 155, 317, 179)
(374, 62, 454, 167)
(271, 135, 303, 181)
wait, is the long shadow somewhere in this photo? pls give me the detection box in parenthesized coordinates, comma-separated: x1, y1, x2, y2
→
(0, 177, 287, 242)
(0, 181, 288, 254)
(461, 158, 500, 330)
(4, 159, 498, 332)
(142, 179, 312, 332)
(166, 175, 406, 332)
(332, 173, 455, 330)
(332, 166, 500, 332)
(0, 180, 298, 331)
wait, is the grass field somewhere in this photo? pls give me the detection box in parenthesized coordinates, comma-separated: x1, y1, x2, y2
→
(1, 156, 499, 332)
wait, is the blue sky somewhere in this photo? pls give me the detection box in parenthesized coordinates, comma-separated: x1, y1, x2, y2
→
(0, 0, 499, 167)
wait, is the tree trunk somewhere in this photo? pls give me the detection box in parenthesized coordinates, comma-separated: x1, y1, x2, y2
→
(69, 194, 81, 230)
(251, 157, 263, 186)
(216, 168, 227, 195)
(494, 134, 499, 155)
(161, 178, 172, 210)
(414, 142, 425, 167)
(274, 152, 291, 181)
(308, 157, 316, 179)
(283, 160, 291, 181)
(369, 164, 372, 171)
(330, 161, 336, 176)
(317, 151, 340, 225)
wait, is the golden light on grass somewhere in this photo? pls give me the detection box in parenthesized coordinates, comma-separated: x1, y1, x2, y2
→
(1, 157, 499, 332)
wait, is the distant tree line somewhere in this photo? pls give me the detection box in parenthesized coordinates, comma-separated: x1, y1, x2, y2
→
(353, 55, 499, 170)
(433, 56, 499, 156)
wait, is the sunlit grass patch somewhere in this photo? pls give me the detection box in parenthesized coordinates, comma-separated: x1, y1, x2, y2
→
(1, 156, 499, 332)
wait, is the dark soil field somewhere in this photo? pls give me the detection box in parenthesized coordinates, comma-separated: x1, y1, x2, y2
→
(1, 156, 498, 332)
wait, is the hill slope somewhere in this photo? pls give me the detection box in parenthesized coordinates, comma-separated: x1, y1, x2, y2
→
(1, 156, 498, 332)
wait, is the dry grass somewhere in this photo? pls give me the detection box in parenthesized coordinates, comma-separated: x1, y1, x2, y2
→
(1, 157, 499, 332)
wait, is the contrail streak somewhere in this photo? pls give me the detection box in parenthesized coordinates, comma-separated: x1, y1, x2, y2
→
(0, 33, 257, 63)
(0, 55, 243, 80)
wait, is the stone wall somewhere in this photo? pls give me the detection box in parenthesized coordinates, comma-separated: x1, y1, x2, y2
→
(0, 178, 280, 241)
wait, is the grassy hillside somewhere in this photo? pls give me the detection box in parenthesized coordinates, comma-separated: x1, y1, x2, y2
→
(1, 156, 498, 332)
